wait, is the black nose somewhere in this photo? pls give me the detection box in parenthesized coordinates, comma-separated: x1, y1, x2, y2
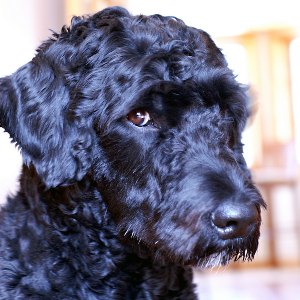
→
(211, 200, 259, 239)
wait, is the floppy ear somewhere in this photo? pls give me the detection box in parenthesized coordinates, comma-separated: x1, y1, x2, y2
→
(0, 7, 135, 188)
(0, 57, 94, 188)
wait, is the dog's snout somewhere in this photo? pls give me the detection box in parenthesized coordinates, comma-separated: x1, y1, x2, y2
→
(211, 200, 259, 239)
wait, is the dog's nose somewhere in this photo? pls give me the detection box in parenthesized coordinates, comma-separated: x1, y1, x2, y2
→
(211, 200, 259, 239)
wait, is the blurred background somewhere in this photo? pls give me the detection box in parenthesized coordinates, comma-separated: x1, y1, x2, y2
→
(0, 0, 299, 299)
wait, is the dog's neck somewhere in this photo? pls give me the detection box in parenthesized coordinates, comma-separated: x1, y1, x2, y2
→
(16, 164, 128, 258)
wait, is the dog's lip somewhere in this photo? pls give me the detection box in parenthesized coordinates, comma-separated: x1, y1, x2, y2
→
(216, 225, 248, 239)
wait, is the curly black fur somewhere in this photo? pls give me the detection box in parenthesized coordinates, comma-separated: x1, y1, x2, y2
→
(0, 7, 265, 299)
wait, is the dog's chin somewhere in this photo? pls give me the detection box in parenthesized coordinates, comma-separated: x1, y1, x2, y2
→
(172, 239, 259, 269)
(119, 225, 260, 269)
(189, 240, 259, 269)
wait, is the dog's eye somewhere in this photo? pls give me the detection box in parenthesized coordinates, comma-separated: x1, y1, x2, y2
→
(127, 109, 151, 126)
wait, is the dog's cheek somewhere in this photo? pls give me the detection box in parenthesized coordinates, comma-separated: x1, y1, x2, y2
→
(103, 174, 162, 230)
(93, 149, 164, 248)
(151, 177, 213, 256)
(98, 127, 158, 179)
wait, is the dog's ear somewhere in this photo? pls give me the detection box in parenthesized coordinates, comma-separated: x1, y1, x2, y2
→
(0, 58, 94, 188)
(0, 7, 133, 188)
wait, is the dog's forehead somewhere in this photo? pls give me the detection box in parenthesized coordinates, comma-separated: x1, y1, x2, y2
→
(96, 81, 192, 129)
(82, 13, 227, 89)
(94, 53, 219, 121)
(66, 11, 247, 132)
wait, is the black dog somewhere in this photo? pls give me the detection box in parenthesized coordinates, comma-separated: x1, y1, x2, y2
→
(0, 6, 265, 299)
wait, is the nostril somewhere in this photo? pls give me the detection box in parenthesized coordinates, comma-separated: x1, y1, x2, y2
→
(225, 220, 238, 228)
(211, 212, 237, 229)
(211, 201, 259, 239)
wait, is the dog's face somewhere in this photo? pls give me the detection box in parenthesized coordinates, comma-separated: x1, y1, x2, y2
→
(0, 7, 265, 267)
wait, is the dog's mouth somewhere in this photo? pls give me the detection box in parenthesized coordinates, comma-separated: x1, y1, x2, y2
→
(118, 211, 261, 269)
(194, 228, 261, 268)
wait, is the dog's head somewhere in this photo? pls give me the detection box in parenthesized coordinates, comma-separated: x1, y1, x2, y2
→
(0, 7, 265, 267)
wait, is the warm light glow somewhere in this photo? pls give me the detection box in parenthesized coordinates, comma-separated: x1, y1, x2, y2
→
(128, 0, 300, 37)
(290, 38, 300, 164)
(219, 44, 254, 167)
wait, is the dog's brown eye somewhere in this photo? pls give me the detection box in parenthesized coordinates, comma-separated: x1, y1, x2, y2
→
(127, 109, 151, 126)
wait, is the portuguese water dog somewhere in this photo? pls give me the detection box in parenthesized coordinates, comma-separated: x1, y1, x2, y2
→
(0, 6, 266, 299)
